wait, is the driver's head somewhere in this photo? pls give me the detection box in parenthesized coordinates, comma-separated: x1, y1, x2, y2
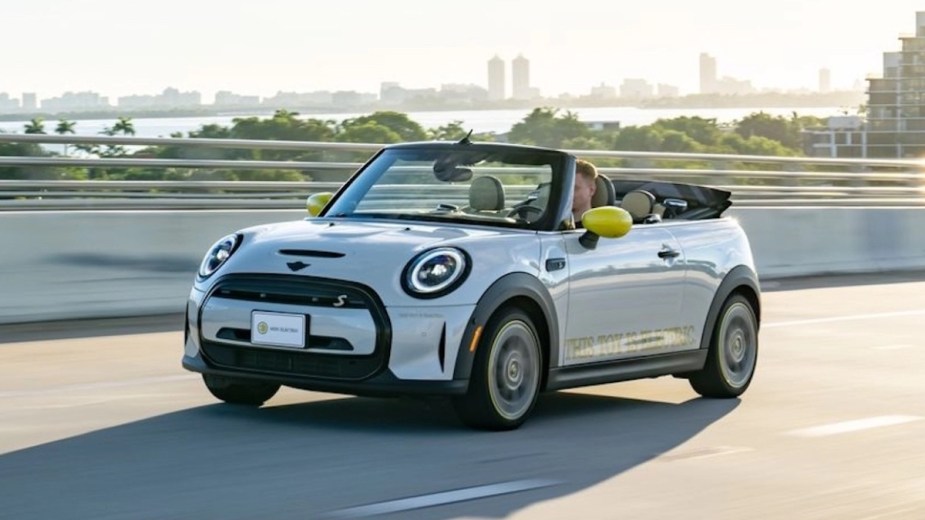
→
(573, 159, 598, 221)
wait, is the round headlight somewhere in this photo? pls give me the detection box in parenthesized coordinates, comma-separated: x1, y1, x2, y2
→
(403, 248, 469, 297)
(198, 234, 240, 279)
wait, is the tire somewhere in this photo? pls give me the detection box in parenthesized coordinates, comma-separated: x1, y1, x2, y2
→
(453, 308, 543, 430)
(202, 374, 280, 406)
(689, 294, 758, 398)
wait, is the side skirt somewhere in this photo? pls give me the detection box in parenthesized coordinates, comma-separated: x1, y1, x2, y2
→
(545, 350, 707, 391)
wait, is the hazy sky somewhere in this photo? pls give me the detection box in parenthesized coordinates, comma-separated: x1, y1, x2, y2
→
(5, 0, 925, 101)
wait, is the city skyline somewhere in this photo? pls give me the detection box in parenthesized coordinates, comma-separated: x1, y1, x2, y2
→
(0, 52, 861, 114)
(3, 0, 924, 102)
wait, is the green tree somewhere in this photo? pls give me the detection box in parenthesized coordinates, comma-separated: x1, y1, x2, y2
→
(337, 121, 402, 144)
(23, 118, 46, 134)
(112, 116, 135, 136)
(55, 119, 76, 156)
(339, 111, 427, 142)
(507, 107, 591, 148)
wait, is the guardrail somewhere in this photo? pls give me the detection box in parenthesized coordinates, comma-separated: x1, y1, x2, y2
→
(1, 133, 923, 210)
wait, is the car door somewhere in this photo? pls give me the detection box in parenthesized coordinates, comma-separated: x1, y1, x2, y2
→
(561, 225, 691, 366)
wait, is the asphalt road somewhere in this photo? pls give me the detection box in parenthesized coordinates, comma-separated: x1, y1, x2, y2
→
(1, 271, 924, 519)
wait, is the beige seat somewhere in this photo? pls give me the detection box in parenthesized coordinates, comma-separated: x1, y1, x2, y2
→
(621, 189, 657, 223)
(591, 176, 616, 208)
(467, 176, 505, 212)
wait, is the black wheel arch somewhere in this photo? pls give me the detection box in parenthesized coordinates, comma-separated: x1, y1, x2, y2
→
(700, 265, 761, 351)
(453, 272, 559, 387)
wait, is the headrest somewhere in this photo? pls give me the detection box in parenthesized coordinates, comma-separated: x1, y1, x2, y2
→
(621, 190, 656, 222)
(591, 176, 615, 207)
(469, 176, 505, 211)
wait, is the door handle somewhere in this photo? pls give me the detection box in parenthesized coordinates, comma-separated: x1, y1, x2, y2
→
(545, 258, 567, 272)
(658, 247, 680, 259)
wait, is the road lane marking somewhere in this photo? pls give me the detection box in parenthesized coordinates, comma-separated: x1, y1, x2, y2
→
(764, 309, 925, 328)
(658, 446, 753, 462)
(0, 374, 196, 398)
(787, 415, 923, 437)
(323, 479, 560, 518)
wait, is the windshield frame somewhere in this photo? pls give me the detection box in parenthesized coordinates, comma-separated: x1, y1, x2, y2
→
(320, 143, 572, 232)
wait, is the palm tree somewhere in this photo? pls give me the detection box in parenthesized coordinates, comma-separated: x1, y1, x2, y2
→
(23, 117, 46, 134)
(55, 119, 76, 156)
(112, 116, 135, 136)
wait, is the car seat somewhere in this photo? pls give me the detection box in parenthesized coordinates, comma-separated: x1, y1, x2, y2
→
(467, 176, 505, 213)
(591, 176, 616, 208)
(620, 189, 660, 223)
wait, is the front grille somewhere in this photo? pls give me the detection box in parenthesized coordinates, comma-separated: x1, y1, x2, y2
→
(200, 274, 391, 381)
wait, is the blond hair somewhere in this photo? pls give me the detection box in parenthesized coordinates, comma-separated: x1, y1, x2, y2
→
(576, 159, 598, 183)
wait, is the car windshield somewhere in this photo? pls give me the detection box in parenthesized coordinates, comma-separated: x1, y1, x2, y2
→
(323, 146, 560, 229)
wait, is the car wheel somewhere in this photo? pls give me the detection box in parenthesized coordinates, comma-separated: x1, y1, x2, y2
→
(202, 374, 280, 406)
(689, 294, 758, 398)
(453, 308, 543, 430)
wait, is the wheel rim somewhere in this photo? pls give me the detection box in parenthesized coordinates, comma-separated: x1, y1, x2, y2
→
(487, 320, 540, 421)
(718, 302, 757, 389)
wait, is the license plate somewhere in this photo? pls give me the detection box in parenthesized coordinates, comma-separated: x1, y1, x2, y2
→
(251, 311, 307, 348)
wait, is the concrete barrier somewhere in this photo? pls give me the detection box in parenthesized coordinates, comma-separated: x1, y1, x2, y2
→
(728, 207, 925, 278)
(1, 208, 924, 324)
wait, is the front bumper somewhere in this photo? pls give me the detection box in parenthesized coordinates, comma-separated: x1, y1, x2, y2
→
(184, 274, 476, 396)
(182, 352, 468, 396)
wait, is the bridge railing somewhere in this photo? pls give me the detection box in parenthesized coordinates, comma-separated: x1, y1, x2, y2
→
(0, 133, 922, 210)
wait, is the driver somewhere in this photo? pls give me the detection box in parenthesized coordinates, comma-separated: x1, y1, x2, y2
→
(573, 159, 598, 227)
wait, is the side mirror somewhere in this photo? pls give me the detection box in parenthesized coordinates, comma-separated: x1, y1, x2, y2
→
(579, 206, 632, 249)
(306, 192, 333, 217)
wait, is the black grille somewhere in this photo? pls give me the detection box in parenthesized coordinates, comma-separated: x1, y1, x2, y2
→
(200, 274, 391, 381)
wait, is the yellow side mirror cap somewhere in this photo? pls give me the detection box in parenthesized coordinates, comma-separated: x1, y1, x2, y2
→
(306, 192, 334, 217)
(583, 206, 632, 238)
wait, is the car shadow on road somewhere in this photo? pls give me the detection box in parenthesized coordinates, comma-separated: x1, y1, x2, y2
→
(0, 389, 738, 520)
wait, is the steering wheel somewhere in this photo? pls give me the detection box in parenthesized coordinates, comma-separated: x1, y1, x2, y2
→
(507, 205, 544, 222)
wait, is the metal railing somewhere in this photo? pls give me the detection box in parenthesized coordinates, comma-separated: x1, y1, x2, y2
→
(1, 133, 923, 210)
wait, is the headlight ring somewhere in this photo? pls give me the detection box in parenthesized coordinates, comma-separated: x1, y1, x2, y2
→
(402, 247, 470, 298)
(198, 233, 241, 279)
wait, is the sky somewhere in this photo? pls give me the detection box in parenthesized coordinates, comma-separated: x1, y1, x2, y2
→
(4, 0, 925, 102)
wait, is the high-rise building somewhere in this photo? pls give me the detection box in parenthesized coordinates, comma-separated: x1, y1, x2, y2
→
(864, 11, 925, 157)
(512, 54, 530, 100)
(488, 55, 505, 101)
(22, 93, 37, 111)
(819, 68, 831, 93)
(699, 53, 717, 94)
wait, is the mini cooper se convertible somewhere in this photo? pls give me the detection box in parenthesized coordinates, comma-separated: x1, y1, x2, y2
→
(183, 139, 760, 430)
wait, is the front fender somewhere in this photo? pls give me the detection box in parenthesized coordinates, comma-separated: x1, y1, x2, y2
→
(452, 272, 559, 382)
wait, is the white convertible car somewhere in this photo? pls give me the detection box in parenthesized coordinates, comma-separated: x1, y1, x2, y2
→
(183, 140, 761, 430)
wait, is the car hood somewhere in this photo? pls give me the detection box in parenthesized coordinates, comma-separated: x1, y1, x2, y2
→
(207, 217, 542, 306)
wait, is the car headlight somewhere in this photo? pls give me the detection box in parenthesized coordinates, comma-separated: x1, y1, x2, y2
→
(198, 233, 241, 279)
(402, 247, 470, 298)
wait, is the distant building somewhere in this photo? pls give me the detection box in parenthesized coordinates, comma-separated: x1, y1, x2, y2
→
(657, 84, 680, 97)
(42, 91, 110, 112)
(22, 93, 37, 111)
(803, 116, 866, 158)
(512, 54, 531, 100)
(620, 78, 654, 98)
(819, 68, 831, 93)
(590, 83, 618, 99)
(864, 12, 925, 158)
(700, 53, 717, 94)
(487, 55, 506, 101)
(214, 90, 260, 107)
(0, 93, 18, 112)
(118, 88, 200, 109)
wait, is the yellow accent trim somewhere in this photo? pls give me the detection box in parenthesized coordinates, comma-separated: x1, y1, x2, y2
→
(469, 325, 484, 352)
(583, 206, 632, 238)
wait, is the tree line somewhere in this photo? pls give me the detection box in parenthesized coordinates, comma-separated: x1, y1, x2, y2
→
(0, 108, 826, 181)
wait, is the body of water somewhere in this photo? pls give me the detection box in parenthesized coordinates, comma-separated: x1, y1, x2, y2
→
(0, 105, 849, 138)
